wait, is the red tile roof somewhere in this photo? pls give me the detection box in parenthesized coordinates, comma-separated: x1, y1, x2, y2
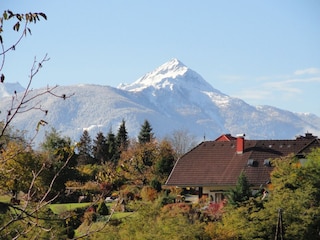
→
(165, 133, 320, 189)
(214, 134, 237, 141)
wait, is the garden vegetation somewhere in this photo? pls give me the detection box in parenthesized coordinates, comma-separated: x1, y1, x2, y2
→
(1, 9, 320, 240)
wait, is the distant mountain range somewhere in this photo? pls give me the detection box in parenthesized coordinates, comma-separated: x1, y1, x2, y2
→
(1, 58, 319, 146)
(0, 81, 25, 97)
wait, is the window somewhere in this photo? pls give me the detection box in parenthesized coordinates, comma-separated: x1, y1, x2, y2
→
(209, 192, 225, 203)
(247, 159, 256, 166)
(264, 159, 271, 167)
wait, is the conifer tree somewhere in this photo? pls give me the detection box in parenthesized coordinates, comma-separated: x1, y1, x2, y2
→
(77, 130, 94, 165)
(106, 129, 118, 164)
(93, 131, 108, 164)
(116, 119, 129, 151)
(227, 171, 252, 206)
(138, 120, 154, 144)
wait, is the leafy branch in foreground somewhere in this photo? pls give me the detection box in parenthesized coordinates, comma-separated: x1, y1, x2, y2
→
(0, 11, 47, 79)
(0, 10, 77, 239)
(1, 54, 74, 142)
(0, 10, 73, 142)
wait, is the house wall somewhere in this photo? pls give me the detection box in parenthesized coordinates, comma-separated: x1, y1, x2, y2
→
(203, 187, 225, 203)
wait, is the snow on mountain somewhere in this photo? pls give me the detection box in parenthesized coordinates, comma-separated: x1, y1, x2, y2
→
(0, 82, 25, 98)
(0, 59, 319, 147)
(119, 58, 218, 93)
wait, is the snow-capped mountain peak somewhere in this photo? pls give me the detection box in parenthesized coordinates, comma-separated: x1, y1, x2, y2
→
(137, 58, 189, 83)
(1, 59, 319, 147)
(119, 58, 217, 93)
(154, 58, 187, 76)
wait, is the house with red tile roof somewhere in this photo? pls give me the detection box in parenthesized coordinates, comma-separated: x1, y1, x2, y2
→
(165, 133, 320, 203)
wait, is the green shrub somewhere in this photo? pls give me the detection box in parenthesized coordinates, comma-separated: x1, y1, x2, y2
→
(97, 201, 109, 215)
(150, 179, 162, 192)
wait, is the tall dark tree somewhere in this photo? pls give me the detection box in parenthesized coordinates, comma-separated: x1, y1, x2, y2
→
(93, 131, 108, 164)
(77, 130, 94, 165)
(138, 120, 154, 144)
(106, 129, 118, 164)
(116, 119, 129, 151)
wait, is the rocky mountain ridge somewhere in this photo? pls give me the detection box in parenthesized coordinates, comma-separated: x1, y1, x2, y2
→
(1, 59, 319, 146)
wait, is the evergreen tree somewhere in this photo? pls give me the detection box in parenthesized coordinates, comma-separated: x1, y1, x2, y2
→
(116, 119, 129, 151)
(106, 129, 118, 164)
(93, 131, 108, 164)
(77, 130, 94, 165)
(227, 171, 252, 206)
(138, 120, 154, 144)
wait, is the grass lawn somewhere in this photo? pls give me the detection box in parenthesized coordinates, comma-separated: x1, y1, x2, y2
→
(49, 202, 115, 214)
(111, 211, 134, 219)
(0, 195, 95, 214)
(0, 194, 11, 203)
(49, 202, 92, 214)
(75, 211, 135, 237)
(49, 201, 134, 223)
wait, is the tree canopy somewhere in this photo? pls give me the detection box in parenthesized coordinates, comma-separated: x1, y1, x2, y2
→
(212, 149, 320, 240)
(116, 119, 129, 151)
(138, 120, 154, 144)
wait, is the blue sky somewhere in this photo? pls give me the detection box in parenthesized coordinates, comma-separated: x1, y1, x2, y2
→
(2, 1, 320, 116)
